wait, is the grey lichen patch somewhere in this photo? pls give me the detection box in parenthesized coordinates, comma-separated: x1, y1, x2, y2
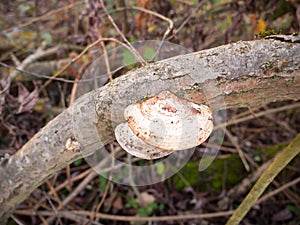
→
(64, 137, 81, 152)
(259, 59, 289, 74)
(232, 41, 252, 54)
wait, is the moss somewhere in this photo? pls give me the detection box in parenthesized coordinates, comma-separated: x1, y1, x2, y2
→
(173, 161, 199, 191)
(173, 154, 246, 192)
(255, 29, 278, 38)
(256, 142, 288, 159)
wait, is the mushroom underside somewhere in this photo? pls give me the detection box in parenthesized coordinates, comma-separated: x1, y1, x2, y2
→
(115, 122, 174, 160)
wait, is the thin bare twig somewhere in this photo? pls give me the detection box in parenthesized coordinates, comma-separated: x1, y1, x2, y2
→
(15, 209, 234, 222)
(43, 148, 135, 224)
(99, 0, 145, 65)
(215, 102, 300, 129)
(33, 168, 93, 211)
(112, 6, 174, 61)
(39, 37, 137, 91)
(10, 215, 25, 225)
(129, 6, 174, 61)
(86, 180, 111, 225)
(223, 128, 251, 172)
(0, 61, 75, 83)
(99, 35, 113, 82)
(0, 1, 85, 34)
(128, 154, 142, 205)
(9, 45, 67, 79)
(170, 0, 206, 38)
(256, 176, 300, 205)
(45, 180, 63, 209)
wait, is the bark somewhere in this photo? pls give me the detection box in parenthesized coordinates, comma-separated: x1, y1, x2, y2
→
(0, 36, 300, 223)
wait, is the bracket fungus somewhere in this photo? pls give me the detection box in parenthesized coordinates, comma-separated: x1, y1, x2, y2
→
(115, 91, 213, 159)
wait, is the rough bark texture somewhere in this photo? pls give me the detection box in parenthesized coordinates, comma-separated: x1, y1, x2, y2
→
(0, 37, 299, 223)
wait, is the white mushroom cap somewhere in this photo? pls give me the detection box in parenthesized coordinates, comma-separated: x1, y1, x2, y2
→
(115, 91, 213, 159)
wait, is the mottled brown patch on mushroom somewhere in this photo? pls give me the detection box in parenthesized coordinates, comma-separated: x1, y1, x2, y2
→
(161, 103, 177, 113)
(190, 107, 202, 115)
(143, 96, 160, 106)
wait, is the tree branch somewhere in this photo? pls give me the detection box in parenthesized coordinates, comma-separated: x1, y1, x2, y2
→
(0, 37, 299, 223)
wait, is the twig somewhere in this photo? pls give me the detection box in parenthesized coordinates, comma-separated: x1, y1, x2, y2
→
(87, 180, 111, 225)
(264, 113, 297, 136)
(215, 102, 300, 129)
(128, 154, 142, 205)
(129, 6, 174, 61)
(0, 61, 75, 83)
(117, 0, 129, 34)
(99, 0, 145, 65)
(10, 215, 25, 225)
(112, 6, 174, 61)
(15, 209, 234, 222)
(99, 35, 113, 82)
(0, 55, 131, 94)
(223, 128, 251, 172)
(256, 176, 300, 205)
(44, 152, 114, 224)
(0, 1, 85, 34)
(170, 0, 206, 38)
(45, 180, 63, 209)
(33, 168, 93, 211)
(65, 165, 72, 192)
(39, 37, 137, 91)
(69, 58, 90, 104)
(225, 133, 300, 225)
(43, 148, 134, 224)
(87, 144, 116, 224)
(9, 45, 66, 79)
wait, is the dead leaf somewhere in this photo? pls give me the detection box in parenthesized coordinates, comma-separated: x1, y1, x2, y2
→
(250, 14, 266, 35)
(113, 195, 123, 210)
(136, 192, 155, 206)
(104, 192, 124, 212)
(135, 0, 151, 33)
(16, 83, 39, 114)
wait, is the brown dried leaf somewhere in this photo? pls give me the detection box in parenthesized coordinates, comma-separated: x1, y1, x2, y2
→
(135, 0, 151, 33)
(136, 192, 155, 206)
(112, 195, 123, 210)
(16, 83, 39, 114)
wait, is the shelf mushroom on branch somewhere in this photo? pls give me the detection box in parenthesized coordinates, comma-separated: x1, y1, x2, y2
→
(114, 91, 214, 159)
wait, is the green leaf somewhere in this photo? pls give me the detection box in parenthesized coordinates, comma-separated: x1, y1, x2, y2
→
(98, 175, 107, 193)
(122, 50, 135, 66)
(18, 4, 35, 15)
(73, 158, 83, 166)
(227, 14, 232, 26)
(129, 36, 136, 43)
(143, 47, 156, 61)
(169, 0, 176, 5)
(42, 32, 52, 45)
(287, 205, 300, 214)
(155, 162, 165, 175)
